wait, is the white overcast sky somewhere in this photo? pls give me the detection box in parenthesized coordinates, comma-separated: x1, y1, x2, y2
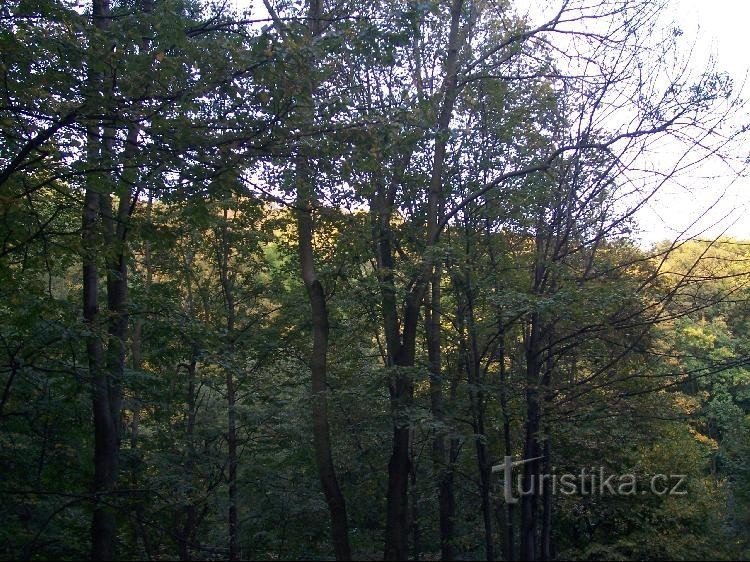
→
(640, 0, 750, 244)
(237, 0, 750, 245)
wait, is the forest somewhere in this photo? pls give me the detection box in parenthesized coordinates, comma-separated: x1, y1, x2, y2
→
(1, 0, 749, 559)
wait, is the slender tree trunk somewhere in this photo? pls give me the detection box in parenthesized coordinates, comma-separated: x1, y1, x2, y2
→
(0, 355, 19, 419)
(177, 353, 199, 561)
(540, 336, 555, 561)
(87, 1, 151, 556)
(227, 369, 238, 561)
(85, 1, 119, 558)
(458, 272, 495, 561)
(520, 214, 551, 562)
(130, 332, 142, 452)
(217, 207, 240, 561)
(476, 404, 494, 561)
(297, 215, 352, 559)
(426, 268, 456, 561)
(520, 313, 542, 562)
(178, 250, 199, 561)
(129, 190, 152, 446)
(291, 4, 352, 558)
(410, 450, 420, 561)
(540, 437, 553, 562)
(485, 222, 515, 562)
(128, 192, 152, 559)
(497, 325, 515, 562)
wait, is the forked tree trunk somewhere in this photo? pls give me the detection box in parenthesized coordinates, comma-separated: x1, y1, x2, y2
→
(373, 181, 415, 561)
(87, 1, 150, 557)
(383, 1, 465, 557)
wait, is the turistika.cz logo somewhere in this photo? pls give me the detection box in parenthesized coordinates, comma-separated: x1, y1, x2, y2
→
(492, 456, 688, 504)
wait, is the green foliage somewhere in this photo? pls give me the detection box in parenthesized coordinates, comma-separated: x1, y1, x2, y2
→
(1, 0, 748, 560)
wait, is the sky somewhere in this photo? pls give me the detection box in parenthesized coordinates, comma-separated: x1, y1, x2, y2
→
(238, 0, 750, 245)
(498, 0, 750, 245)
(639, 0, 750, 244)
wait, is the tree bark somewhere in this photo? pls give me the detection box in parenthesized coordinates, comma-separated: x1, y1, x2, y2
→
(217, 207, 240, 561)
(85, 1, 119, 559)
(291, 3, 352, 558)
(178, 248, 199, 561)
(372, 176, 417, 561)
(128, 191, 152, 559)
(297, 227, 352, 560)
(383, 1, 465, 557)
(426, 267, 456, 561)
(540, 437, 553, 561)
(520, 212, 551, 562)
(410, 454, 420, 561)
(458, 271, 495, 561)
(87, 0, 151, 556)
(497, 325, 515, 562)
(539, 334, 555, 561)
(520, 312, 542, 562)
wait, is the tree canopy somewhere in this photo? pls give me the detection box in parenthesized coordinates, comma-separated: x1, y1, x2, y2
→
(0, 0, 748, 560)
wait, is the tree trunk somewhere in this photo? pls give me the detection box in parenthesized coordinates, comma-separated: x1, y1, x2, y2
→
(128, 191, 151, 559)
(299, 251, 352, 561)
(178, 353, 199, 561)
(540, 438, 553, 562)
(84, 177, 116, 560)
(217, 207, 240, 561)
(383, 1, 465, 557)
(227, 369, 238, 561)
(458, 273, 495, 561)
(87, 0, 151, 556)
(292, 4, 352, 558)
(86, 1, 119, 559)
(540, 336, 555, 561)
(178, 249, 200, 561)
(497, 325, 515, 562)
(384, 419, 412, 560)
(426, 268, 456, 561)
(520, 313, 542, 562)
(410, 453, 420, 561)
(383, 297, 420, 560)
(373, 182, 418, 561)
(520, 213, 551, 562)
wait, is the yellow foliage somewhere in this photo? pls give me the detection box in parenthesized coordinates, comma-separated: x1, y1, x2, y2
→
(689, 427, 719, 450)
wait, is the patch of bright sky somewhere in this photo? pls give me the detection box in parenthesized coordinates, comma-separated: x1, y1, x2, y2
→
(643, 0, 750, 244)
(484, 0, 750, 245)
(235, 0, 749, 245)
